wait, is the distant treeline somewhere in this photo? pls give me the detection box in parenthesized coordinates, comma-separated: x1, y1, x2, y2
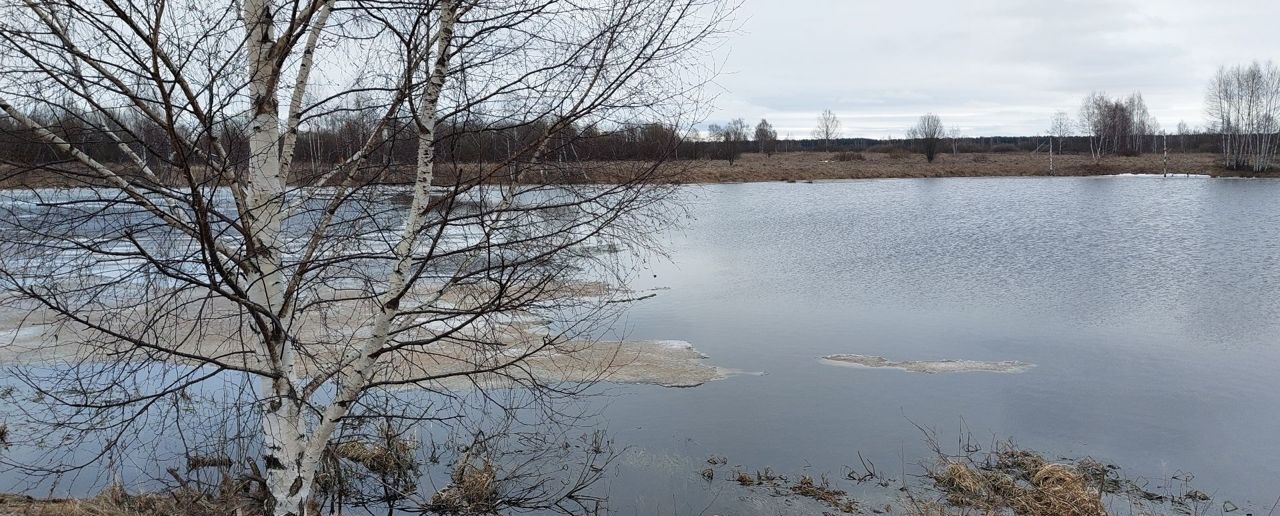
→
(0, 110, 1230, 173)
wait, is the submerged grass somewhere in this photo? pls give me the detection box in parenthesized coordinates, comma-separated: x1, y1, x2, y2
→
(424, 457, 500, 514)
(928, 458, 1106, 515)
(0, 481, 257, 516)
(905, 440, 1221, 516)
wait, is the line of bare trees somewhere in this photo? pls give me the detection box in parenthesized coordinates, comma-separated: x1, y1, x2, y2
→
(0, 110, 695, 171)
(1077, 91, 1158, 164)
(1206, 60, 1280, 172)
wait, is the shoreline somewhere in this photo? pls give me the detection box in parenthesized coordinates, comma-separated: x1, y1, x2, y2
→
(662, 151, 1280, 183)
(3, 152, 1278, 190)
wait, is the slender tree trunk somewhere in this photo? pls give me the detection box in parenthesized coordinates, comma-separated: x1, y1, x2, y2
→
(241, 0, 310, 513)
(265, 5, 458, 515)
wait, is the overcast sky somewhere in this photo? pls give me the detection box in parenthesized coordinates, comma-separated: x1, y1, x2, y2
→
(705, 0, 1280, 138)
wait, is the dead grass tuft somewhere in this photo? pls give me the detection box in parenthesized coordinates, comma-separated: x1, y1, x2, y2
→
(336, 438, 415, 477)
(789, 474, 857, 513)
(425, 458, 500, 514)
(0, 481, 259, 516)
(927, 448, 1106, 516)
(185, 454, 233, 471)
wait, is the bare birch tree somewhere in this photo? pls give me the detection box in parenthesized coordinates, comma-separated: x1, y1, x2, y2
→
(947, 127, 962, 155)
(812, 109, 841, 151)
(1078, 91, 1149, 164)
(0, 1, 730, 515)
(1176, 120, 1191, 153)
(1078, 92, 1109, 165)
(1206, 61, 1280, 171)
(1050, 111, 1073, 155)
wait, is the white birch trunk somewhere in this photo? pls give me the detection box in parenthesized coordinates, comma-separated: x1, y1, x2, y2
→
(240, 0, 307, 514)
(257, 4, 457, 514)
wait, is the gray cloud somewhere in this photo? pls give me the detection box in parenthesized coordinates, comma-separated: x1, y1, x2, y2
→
(706, 0, 1280, 137)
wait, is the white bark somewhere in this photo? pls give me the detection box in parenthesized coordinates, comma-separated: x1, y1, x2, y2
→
(258, 3, 458, 514)
(240, 0, 305, 514)
(279, 0, 335, 178)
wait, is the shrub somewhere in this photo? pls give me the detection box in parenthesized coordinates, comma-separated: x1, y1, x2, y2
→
(832, 151, 865, 162)
(990, 144, 1019, 153)
(888, 147, 912, 159)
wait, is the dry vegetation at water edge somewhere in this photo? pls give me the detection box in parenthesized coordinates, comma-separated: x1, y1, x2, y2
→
(672, 151, 1225, 183)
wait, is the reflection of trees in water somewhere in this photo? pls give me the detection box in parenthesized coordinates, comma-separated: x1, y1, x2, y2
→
(0, 373, 618, 514)
(0, 0, 730, 512)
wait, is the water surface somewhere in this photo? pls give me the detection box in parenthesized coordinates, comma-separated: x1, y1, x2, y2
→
(597, 176, 1280, 513)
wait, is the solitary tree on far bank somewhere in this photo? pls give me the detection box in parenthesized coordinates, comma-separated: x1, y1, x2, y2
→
(1050, 111, 1073, 154)
(708, 118, 749, 165)
(906, 113, 945, 163)
(755, 119, 778, 156)
(812, 109, 841, 151)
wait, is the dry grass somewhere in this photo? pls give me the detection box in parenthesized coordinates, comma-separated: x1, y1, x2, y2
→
(0, 152, 1257, 190)
(335, 438, 416, 477)
(424, 457, 500, 514)
(790, 475, 857, 513)
(716, 466, 858, 513)
(905, 442, 1220, 516)
(0, 481, 258, 516)
(671, 151, 1228, 183)
(929, 458, 1106, 516)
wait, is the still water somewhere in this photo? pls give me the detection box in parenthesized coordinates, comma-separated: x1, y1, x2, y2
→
(3, 176, 1280, 514)
(595, 176, 1280, 513)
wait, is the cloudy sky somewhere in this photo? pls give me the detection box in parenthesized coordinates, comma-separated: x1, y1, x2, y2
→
(705, 0, 1280, 138)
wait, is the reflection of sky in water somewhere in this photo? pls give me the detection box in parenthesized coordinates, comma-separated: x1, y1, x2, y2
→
(599, 177, 1280, 514)
(4, 177, 1280, 513)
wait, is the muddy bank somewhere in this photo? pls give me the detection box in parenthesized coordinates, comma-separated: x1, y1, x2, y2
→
(821, 354, 1033, 374)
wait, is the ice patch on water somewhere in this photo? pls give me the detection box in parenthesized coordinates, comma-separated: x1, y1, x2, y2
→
(1111, 173, 1211, 178)
(821, 354, 1033, 374)
(655, 340, 693, 350)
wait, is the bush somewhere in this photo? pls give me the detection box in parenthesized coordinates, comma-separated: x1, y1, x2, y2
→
(990, 144, 1019, 153)
(888, 147, 912, 159)
(832, 151, 865, 162)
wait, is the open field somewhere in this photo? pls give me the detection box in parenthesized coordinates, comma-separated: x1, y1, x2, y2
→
(672, 151, 1237, 183)
(1, 152, 1267, 189)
